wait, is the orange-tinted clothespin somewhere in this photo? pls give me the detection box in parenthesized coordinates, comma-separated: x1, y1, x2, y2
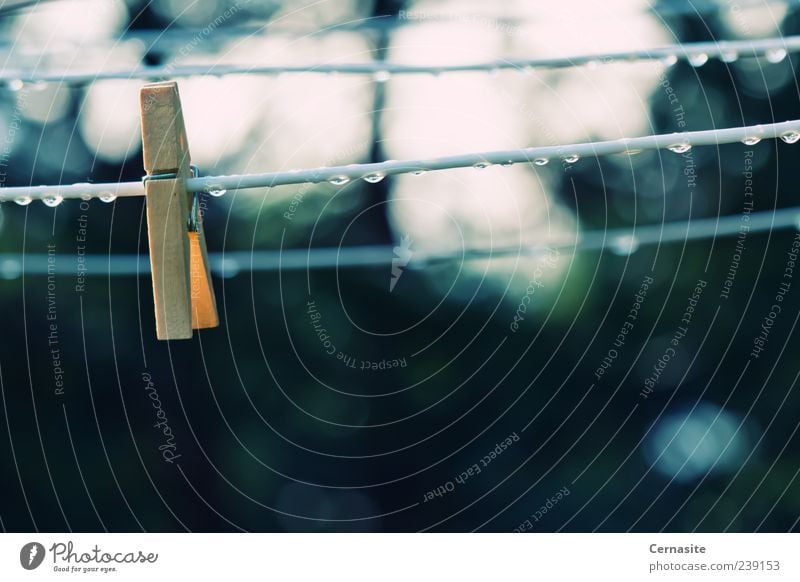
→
(139, 81, 218, 340)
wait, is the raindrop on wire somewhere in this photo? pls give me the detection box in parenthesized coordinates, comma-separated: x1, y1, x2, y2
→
(363, 173, 385, 184)
(687, 53, 709, 67)
(73, 183, 92, 201)
(779, 130, 800, 144)
(668, 142, 692, 154)
(0, 258, 21, 280)
(660, 54, 678, 67)
(610, 235, 640, 256)
(373, 70, 391, 83)
(42, 194, 63, 207)
(765, 48, 787, 63)
(328, 175, 351, 186)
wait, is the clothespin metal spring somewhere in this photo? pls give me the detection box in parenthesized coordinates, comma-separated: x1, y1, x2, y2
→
(141, 164, 203, 233)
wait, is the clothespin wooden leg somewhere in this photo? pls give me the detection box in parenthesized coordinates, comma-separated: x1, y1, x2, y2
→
(139, 81, 218, 340)
(188, 200, 219, 330)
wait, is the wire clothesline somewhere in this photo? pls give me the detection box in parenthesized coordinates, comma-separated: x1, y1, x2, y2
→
(1, 0, 792, 55)
(3, 206, 797, 276)
(0, 18, 524, 53)
(3, 34, 800, 87)
(1, 119, 798, 204)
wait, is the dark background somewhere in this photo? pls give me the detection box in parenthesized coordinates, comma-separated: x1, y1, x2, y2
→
(1, 0, 799, 532)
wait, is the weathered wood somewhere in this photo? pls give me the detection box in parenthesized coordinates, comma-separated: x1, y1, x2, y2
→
(189, 228, 219, 329)
(144, 175, 192, 339)
(141, 82, 190, 174)
(140, 81, 218, 340)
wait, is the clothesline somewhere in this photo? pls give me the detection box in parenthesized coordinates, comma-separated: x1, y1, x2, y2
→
(2, 206, 795, 277)
(0, 119, 797, 205)
(2, 34, 799, 87)
(1, 0, 786, 48)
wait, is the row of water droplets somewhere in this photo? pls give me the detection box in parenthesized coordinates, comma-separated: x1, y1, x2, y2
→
(682, 47, 789, 68)
(6, 127, 800, 205)
(302, 128, 800, 188)
(0, 43, 795, 92)
(11, 185, 119, 207)
(348, 47, 792, 80)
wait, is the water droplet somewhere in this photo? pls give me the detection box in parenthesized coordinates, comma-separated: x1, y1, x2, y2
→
(668, 142, 692, 154)
(0, 258, 21, 280)
(720, 50, 739, 63)
(660, 54, 678, 67)
(363, 172, 385, 183)
(585, 59, 599, 70)
(765, 48, 787, 63)
(8, 79, 23, 91)
(0, 259, 22, 280)
(623, 149, 643, 156)
(611, 235, 640, 256)
(741, 136, 762, 146)
(411, 169, 428, 176)
(373, 70, 391, 83)
(500, 160, 515, 167)
(780, 130, 800, 144)
(14, 196, 32, 206)
(328, 175, 351, 186)
(688, 53, 709, 67)
(42, 194, 63, 207)
(71, 183, 92, 201)
(218, 257, 240, 279)
(563, 154, 580, 164)
(206, 185, 227, 197)
(473, 161, 491, 169)
(533, 157, 549, 166)
(99, 191, 117, 203)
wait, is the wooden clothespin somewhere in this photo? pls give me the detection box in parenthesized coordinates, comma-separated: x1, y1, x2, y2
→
(139, 81, 218, 340)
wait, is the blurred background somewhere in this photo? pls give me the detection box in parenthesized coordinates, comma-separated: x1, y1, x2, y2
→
(1, 0, 799, 532)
